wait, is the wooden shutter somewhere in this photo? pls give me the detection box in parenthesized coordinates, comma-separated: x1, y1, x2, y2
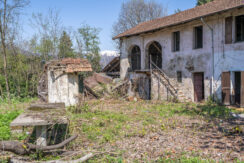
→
(222, 72, 231, 105)
(241, 72, 244, 107)
(225, 16, 233, 44)
(194, 73, 204, 102)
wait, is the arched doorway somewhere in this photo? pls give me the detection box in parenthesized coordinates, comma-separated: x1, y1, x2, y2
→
(146, 41, 162, 69)
(130, 45, 141, 71)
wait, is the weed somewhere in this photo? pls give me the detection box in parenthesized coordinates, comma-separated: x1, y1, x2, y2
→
(68, 102, 90, 113)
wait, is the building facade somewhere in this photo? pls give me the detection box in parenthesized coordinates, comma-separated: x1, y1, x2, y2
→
(115, 0, 244, 107)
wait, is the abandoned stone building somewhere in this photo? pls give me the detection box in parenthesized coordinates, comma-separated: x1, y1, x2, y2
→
(114, 0, 244, 107)
(38, 58, 92, 106)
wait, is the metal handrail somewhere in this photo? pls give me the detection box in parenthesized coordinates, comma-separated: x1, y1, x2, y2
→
(150, 59, 178, 94)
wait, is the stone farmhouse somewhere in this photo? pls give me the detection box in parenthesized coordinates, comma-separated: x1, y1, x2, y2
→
(113, 0, 244, 107)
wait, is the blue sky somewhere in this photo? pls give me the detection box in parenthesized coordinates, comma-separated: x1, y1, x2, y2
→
(23, 0, 196, 51)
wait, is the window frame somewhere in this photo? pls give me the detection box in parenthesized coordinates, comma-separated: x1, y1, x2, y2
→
(193, 26, 203, 49)
(130, 45, 141, 71)
(235, 15, 244, 43)
(177, 71, 182, 83)
(172, 31, 180, 52)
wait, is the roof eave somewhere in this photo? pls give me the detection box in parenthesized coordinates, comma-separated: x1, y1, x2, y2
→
(113, 5, 244, 40)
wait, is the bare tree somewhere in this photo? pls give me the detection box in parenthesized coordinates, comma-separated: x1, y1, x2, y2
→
(112, 0, 167, 38)
(30, 8, 63, 59)
(0, 0, 29, 100)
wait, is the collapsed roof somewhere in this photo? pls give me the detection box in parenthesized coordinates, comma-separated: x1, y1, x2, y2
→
(113, 0, 244, 39)
(45, 58, 93, 73)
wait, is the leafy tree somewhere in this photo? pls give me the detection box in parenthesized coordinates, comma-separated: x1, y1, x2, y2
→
(113, 0, 168, 39)
(77, 24, 101, 72)
(196, 0, 213, 6)
(58, 31, 74, 58)
(37, 37, 54, 61)
(0, 0, 29, 101)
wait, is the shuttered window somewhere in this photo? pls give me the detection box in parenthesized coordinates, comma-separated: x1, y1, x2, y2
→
(225, 16, 233, 44)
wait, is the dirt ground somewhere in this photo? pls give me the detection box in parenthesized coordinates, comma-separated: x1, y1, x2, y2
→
(1, 99, 243, 162)
(67, 100, 244, 162)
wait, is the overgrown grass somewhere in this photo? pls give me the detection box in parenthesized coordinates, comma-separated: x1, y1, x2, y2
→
(0, 97, 36, 140)
(0, 99, 237, 162)
(66, 100, 236, 162)
(67, 100, 233, 145)
(0, 96, 37, 105)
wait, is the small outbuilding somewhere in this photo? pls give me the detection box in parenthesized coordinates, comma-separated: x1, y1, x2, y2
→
(38, 58, 92, 106)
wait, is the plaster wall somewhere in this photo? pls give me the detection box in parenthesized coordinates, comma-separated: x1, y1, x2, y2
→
(120, 8, 244, 102)
(48, 70, 79, 106)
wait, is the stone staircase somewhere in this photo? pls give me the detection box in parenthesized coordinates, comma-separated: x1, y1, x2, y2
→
(150, 61, 191, 102)
(151, 69, 178, 99)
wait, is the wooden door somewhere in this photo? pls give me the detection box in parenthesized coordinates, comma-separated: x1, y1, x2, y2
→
(222, 72, 231, 105)
(241, 72, 244, 107)
(194, 73, 204, 102)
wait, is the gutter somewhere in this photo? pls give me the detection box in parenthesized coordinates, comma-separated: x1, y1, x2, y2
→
(201, 17, 214, 98)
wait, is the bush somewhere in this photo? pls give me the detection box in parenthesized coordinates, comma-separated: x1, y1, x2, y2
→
(0, 110, 21, 140)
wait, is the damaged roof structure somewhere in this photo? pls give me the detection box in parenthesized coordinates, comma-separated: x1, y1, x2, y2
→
(102, 56, 120, 78)
(45, 58, 93, 73)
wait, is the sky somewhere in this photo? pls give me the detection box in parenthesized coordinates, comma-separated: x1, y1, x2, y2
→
(22, 0, 196, 51)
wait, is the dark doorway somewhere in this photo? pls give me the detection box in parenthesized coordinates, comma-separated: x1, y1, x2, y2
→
(147, 41, 162, 69)
(78, 75, 84, 94)
(235, 72, 241, 105)
(193, 72, 204, 102)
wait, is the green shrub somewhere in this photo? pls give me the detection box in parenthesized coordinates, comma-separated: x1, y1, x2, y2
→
(0, 110, 21, 140)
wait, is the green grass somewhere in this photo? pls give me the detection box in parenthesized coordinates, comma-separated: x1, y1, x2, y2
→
(68, 101, 233, 144)
(66, 100, 236, 162)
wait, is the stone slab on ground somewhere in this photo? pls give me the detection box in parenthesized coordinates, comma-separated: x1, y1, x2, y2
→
(10, 113, 68, 127)
(11, 103, 68, 127)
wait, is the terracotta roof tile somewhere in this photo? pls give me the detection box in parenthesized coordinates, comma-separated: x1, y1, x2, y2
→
(47, 58, 93, 73)
(113, 0, 244, 39)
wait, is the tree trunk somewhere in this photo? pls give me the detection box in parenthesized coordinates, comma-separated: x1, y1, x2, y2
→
(0, 135, 78, 155)
(0, 83, 3, 96)
(1, 40, 10, 101)
(0, 0, 10, 101)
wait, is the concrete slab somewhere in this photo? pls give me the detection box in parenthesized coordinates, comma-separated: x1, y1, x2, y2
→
(10, 103, 68, 127)
(10, 113, 68, 127)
